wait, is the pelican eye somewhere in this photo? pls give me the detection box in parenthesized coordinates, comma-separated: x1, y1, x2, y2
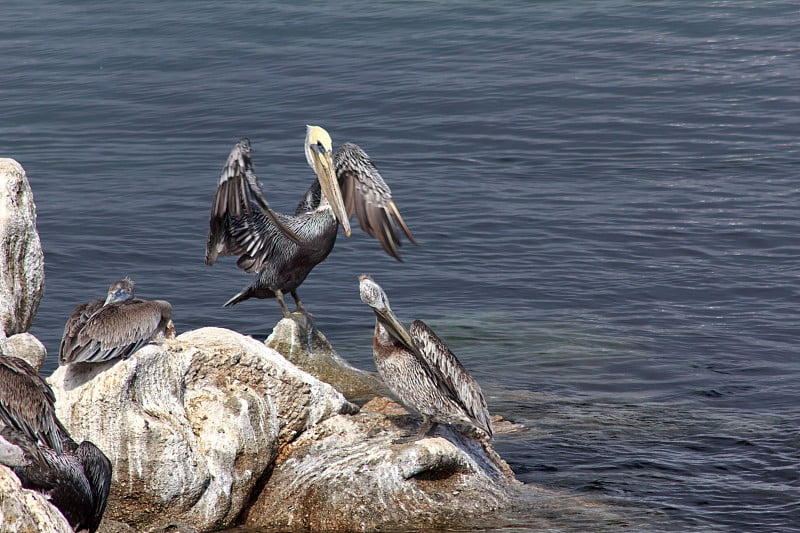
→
(315, 141, 327, 154)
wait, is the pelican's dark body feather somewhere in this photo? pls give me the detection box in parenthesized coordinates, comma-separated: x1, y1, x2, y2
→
(0, 355, 67, 454)
(205, 128, 416, 316)
(221, 204, 339, 306)
(0, 354, 111, 532)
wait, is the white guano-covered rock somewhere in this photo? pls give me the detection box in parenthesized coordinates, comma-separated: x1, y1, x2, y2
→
(47, 327, 355, 532)
(241, 396, 518, 532)
(0, 159, 44, 337)
(48, 319, 526, 532)
(1, 332, 47, 371)
(266, 314, 387, 402)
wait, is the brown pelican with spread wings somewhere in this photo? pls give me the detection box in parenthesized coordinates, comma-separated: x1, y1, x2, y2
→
(205, 126, 417, 317)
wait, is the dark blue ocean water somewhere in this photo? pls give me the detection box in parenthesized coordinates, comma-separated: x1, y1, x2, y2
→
(2, 1, 799, 531)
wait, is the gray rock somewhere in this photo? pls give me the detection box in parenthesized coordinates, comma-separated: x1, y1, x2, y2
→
(2, 332, 47, 370)
(256, 315, 522, 530)
(266, 313, 386, 402)
(48, 327, 355, 532)
(0, 464, 74, 533)
(48, 322, 525, 532)
(0, 159, 44, 337)
(241, 398, 518, 531)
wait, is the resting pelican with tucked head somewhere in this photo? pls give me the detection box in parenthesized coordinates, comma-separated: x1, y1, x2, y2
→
(0, 353, 111, 532)
(359, 275, 492, 439)
(205, 126, 417, 318)
(59, 277, 174, 365)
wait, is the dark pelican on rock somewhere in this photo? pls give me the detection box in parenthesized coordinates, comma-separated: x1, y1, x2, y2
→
(358, 275, 492, 439)
(205, 126, 417, 318)
(59, 277, 174, 365)
(0, 353, 111, 532)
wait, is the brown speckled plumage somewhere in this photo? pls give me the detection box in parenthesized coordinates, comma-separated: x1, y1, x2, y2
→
(59, 277, 172, 365)
(359, 275, 492, 438)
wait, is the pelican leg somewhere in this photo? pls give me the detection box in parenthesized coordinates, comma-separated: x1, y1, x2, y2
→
(417, 416, 438, 438)
(291, 290, 308, 315)
(391, 417, 438, 444)
(274, 290, 293, 319)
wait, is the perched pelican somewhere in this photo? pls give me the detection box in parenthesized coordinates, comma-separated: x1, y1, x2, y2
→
(59, 277, 174, 365)
(205, 126, 417, 317)
(0, 353, 111, 532)
(358, 275, 492, 439)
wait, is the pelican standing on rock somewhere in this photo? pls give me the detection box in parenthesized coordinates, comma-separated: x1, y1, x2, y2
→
(205, 126, 417, 317)
(59, 277, 174, 365)
(0, 353, 111, 532)
(358, 275, 492, 439)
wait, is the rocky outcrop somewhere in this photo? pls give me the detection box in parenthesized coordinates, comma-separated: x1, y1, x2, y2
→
(0, 331, 47, 370)
(47, 322, 520, 532)
(266, 313, 386, 402)
(0, 159, 44, 337)
(48, 327, 355, 532)
(253, 318, 521, 530)
(241, 395, 516, 531)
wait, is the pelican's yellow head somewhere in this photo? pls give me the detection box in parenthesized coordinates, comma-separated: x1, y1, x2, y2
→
(304, 125, 351, 237)
(304, 125, 333, 167)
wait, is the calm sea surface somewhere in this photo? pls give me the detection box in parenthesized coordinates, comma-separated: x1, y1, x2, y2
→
(2, 1, 799, 531)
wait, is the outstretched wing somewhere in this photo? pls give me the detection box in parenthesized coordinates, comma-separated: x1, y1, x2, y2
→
(409, 320, 492, 436)
(205, 138, 303, 267)
(0, 355, 68, 454)
(335, 142, 417, 261)
(59, 299, 172, 364)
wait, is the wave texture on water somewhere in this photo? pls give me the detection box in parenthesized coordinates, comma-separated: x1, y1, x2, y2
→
(2, 1, 799, 530)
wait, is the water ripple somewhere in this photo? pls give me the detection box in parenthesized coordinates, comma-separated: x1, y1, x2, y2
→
(3, 1, 799, 530)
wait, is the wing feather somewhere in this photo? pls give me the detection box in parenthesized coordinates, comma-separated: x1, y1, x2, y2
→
(226, 208, 303, 273)
(205, 138, 303, 267)
(59, 299, 105, 366)
(334, 142, 417, 261)
(409, 320, 492, 436)
(0, 355, 68, 454)
(60, 300, 172, 365)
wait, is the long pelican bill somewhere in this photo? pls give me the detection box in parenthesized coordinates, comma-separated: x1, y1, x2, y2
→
(305, 125, 351, 237)
(359, 274, 416, 351)
(374, 306, 419, 356)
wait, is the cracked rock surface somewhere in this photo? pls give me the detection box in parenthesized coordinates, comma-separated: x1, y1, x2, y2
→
(0, 159, 44, 337)
(48, 323, 520, 532)
(48, 327, 354, 532)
